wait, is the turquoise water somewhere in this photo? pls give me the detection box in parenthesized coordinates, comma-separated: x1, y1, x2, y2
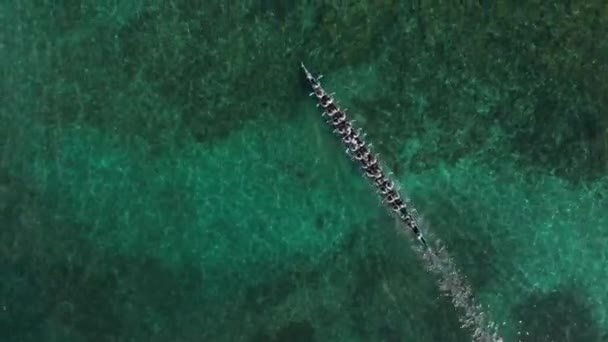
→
(2, 2, 607, 341)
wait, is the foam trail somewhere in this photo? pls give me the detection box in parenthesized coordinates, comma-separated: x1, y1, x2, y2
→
(417, 236, 503, 342)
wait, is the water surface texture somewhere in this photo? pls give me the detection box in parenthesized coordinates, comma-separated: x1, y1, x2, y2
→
(2, 2, 608, 341)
